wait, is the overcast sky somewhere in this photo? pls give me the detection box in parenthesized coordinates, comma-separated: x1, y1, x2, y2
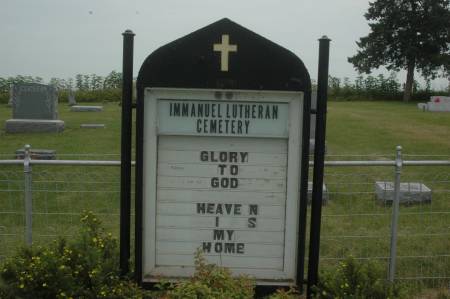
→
(1, 0, 448, 89)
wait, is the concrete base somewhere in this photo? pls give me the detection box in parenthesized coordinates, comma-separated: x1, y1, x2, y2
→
(16, 148, 56, 160)
(70, 105, 103, 112)
(80, 124, 105, 128)
(375, 181, 432, 204)
(307, 181, 328, 204)
(5, 119, 64, 133)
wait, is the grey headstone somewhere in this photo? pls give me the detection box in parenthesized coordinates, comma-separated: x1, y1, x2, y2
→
(70, 105, 103, 112)
(80, 124, 105, 128)
(15, 148, 56, 160)
(307, 181, 328, 204)
(11, 83, 58, 119)
(68, 90, 77, 106)
(5, 119, 64, 133)
(5, 83, 65, 133)
(7, 84, 13, 106)
(375, 181, 432, 204)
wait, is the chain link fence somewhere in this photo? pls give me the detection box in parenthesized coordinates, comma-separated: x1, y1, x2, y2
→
(0, 150, 449, 289)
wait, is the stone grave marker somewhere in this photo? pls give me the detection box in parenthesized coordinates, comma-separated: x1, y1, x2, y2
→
(70, 105, 103, 112)
(80, 124, 105, 128)
(417, 96, 450, 112)
(68, 90, 77, 106)
(15, 148, 56, 160)
(5, 83, 64, 133)
(375, 181, 432, 204)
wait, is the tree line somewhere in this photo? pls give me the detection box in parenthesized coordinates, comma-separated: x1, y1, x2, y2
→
(0, 71, 122, 93)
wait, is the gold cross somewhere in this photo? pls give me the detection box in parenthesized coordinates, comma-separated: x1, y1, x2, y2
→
(213, 34, 237, 72)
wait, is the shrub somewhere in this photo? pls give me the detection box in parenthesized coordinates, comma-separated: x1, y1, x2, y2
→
(313, 257, 407, 299)
(157, 250, 255, 299)
(0, 211, 150, 299)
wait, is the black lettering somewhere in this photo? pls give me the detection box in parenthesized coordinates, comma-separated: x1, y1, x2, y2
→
(265, 105, 271, 119)
(248, 217, 256, 228)
(182, 103, 189, 116)
(196, 119, 202, 133)
(211, 177, 219, 188)
(204, 104, 210, 117)
(218, 119, 223, 133)
(224, 119, 230, 133)
(245, 120, 250, 134)
(225, 204, 232, 214)
(237, 243, 245, 254)
(239, 104, 244, 118)
(272, 105, 278, 119)
(219, 152, 227, 162)
(197, 104, 203, 117)
(211, 152, 218, 162)
(229, 152, 238, 163)
(197, 203, 206, 214)
(252, 105, 256, 118)
(203, 118, 208, 132)
(226, 230, 234, 241)
(202, 242, 211, 253)
(224, 243, 235, 253)
(231, 120, 236, 134)
(234, 204, 241, 215)
(215, 204, 223, 214)
(230, 178, 239, 188)
(190, 104, 196, 117)
(230, 165, 238, 175)
(226, 104, 230, 118)
(200, 151, 208, 161)
(173, 103, 181, 116)
(215, 217, 219, 227)
(213, 229, 224, 240)
(221, 177, 229, 188)
(211, 104, 216, 118)
(207, 203, 214, 213)
(218, 164, 226, 175)
(258, 105, 263, 118)
(217, 103, 222, 117)
(245, 105, 250, 118)
(237, 120, 243, 134)
(170, 102, 172, 116)
(240, 152, 248, 163)
(210, 119, 217, 133)
(249, 204, 258, 215)
(232, 104, 237, 118)
(215, 242, 223, 253)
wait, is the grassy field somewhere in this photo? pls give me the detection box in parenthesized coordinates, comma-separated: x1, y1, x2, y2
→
(0, 100, 449, 291)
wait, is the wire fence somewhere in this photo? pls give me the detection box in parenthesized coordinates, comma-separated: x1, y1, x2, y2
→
(0, 149, 449, 289)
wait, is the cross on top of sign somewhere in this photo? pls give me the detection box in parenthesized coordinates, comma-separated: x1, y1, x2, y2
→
(213, 34, 237, 72)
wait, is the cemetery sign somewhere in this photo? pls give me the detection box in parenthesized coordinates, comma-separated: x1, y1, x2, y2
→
(134, 18, 313, 287)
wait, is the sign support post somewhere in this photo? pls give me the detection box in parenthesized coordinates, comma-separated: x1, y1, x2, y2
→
(120, 29, 135, 276)
(307, 36, 331, 298)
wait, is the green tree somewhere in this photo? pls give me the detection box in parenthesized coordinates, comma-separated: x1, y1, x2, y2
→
(348, 0, 450, 102)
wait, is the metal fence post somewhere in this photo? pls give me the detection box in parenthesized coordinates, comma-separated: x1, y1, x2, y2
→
(388, 145, 402, 282)
(23, 144, 33, 245)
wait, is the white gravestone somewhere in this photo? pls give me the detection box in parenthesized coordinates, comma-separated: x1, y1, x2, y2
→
(375, 181, 432, 204)
(417, 96, 450, 112)
(142, 88, 303, 284)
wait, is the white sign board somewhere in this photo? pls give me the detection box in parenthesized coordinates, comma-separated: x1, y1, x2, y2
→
(142, 88, 303, 284)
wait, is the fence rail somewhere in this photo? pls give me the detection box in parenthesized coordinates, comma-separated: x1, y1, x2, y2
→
(0, 145, 449, 288)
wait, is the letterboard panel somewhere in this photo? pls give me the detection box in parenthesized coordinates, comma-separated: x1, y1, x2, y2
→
(156, 135, 287, 269)
(142, 88, 303, 284)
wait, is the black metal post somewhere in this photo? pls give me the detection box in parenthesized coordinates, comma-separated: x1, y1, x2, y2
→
(307, 36, 330, 298)
(120, 29, 135, 276)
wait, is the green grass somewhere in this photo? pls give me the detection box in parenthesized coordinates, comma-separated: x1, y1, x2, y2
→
(0, 100, 449, 290)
